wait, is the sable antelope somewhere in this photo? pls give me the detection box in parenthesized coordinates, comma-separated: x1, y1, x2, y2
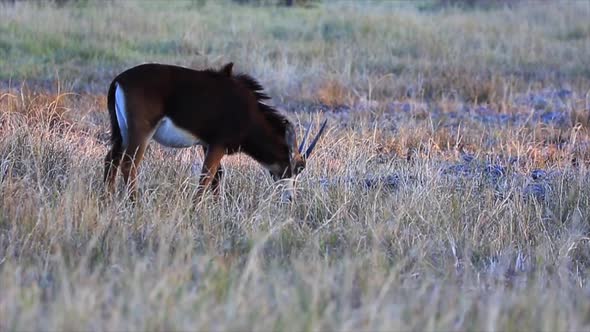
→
(103, 62, 327, 202)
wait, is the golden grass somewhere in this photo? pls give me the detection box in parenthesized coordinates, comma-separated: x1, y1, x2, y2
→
(2, 85, 590, 330)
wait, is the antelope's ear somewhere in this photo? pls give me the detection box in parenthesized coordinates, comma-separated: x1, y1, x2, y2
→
(220, 62, 233, 76)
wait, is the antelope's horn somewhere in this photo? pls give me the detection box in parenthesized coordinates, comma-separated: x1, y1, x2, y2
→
(298, 121, 312, 153)
(304, 119, 327, 159)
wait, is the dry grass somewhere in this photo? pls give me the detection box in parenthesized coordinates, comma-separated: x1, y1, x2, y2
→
(2, 85, 590, 331)
(2, 1, 590, 331)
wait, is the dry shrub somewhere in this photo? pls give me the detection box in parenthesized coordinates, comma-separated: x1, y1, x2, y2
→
(419, 68, 506, 103)
(1, 90, 73, 130)
(316, 79, 352, 106)
(570, 106, 590, 130)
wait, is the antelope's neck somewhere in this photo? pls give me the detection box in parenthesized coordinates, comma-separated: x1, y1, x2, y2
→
(242, 122, 286, 167)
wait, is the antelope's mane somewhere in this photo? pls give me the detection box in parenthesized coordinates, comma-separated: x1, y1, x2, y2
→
(233, 72, 290, 134)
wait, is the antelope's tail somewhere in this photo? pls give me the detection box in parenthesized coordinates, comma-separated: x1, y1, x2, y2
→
(107, 80, 122, 148)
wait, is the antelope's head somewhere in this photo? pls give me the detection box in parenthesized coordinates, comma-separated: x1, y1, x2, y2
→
(271, 119, 327, 201)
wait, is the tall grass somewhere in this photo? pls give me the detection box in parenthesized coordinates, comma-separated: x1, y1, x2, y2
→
(2, 82, 590, 330)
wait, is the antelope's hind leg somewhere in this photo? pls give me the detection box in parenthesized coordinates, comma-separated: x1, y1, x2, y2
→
(103, 142, 123, 195)
(120, 137, 149, 202)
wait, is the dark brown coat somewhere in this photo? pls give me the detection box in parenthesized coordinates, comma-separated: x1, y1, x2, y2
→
(103, 63, 323, 202)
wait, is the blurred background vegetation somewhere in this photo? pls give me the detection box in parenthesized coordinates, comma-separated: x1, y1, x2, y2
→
(0, 0, 588, 104)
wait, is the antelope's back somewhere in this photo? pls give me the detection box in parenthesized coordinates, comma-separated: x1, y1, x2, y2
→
(113, 63, 258, 146)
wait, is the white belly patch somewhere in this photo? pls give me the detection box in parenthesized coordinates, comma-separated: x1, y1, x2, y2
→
(113, 83, 200, 148)
(153, 117, 202, 148)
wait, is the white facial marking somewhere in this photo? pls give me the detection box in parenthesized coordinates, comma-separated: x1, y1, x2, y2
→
(152, 116, 202, 148)
(280, 178, 295, 203)
(114, 83, 129, 148)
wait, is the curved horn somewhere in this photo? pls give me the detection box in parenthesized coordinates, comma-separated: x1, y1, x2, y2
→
(304, 119, 327, 159)
(298, 121, 312, 153)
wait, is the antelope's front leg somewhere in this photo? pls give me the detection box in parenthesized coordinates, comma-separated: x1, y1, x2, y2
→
(211, 167, 224, 196)
(195, 145, 225, 203)
(201, 146, 224, 196)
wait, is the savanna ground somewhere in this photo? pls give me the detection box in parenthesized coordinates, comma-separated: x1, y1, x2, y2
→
(1, 0, 590, 330)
